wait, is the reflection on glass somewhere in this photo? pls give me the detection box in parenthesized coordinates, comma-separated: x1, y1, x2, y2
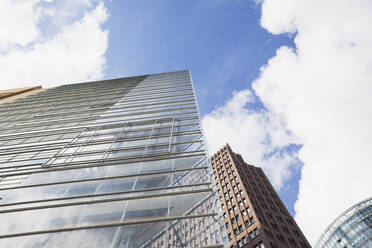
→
(0, 71, 227, 247)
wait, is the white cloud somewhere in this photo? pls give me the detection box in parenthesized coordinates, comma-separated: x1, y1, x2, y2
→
(203, 0, 372, 244)
(252, 0, 372, 244)
(0, 0, 40, 49)
(0, 0, 108, 90)
(202, 90, 300, 189)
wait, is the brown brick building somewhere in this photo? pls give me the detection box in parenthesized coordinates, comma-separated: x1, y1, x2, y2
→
(211, 144, 311, 248)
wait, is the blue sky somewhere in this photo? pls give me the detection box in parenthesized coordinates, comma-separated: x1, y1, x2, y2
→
(103, 1, 294, 115)
(2, 0, 371, 243)
(102, 0, 299, 215)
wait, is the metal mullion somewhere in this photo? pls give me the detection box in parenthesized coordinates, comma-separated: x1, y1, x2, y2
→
(0, 117, 195, 140)
(101, 102, 195, 116)
(121, 86, 192, 99)
(41, 129, 89, 168)
(5, 88, 126, 107)
(0, 95, 195, 120)
(2, 82, 143, 106)
(32, 102, 195, 124)
(0, 213, 217, 239)
(168, 117, 175, 152)
(43, 140, 203, 161)
(0, 115, 199, 143)
(0, 89, 126, 114)
(181, 134, 203, 153)
(0, 130, 199, 157)
(143, 120, 156, 154)
(109, 93, 194, 108)
(0, 182, 211, 208)
(0, 167, 208, 192)
(0, 151, 207, 179)
(11, 81, 136, 100)
(0, 141, 70, 155)
(1, 85, 192, 112)
(10, 107, 197, 131)
(32, 98, 195, 120)
(12, 106, 196, 130)
(118, 88, 193, 101)
(17, 84, 136, 104)
(172, 157, 208, 187)
(0, 90, 122, 113)
(37, 79, 186, 99)
(0, 115, 199, 141)
(61, 127, 101, 165)
(5, 91, 194, 117)
(100, 123, 128, 161)
(0, 188, 212, 214)
(117, 88, 193, 102)
(0, 143, 205, 172)
(0, 124, 200, 153)
(0, 92, 195, 120)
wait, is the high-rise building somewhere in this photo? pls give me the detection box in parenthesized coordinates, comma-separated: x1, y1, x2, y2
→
(211, 144, 310, 248)
(315, 197, 372, 248)
(0, 71, 226, 247)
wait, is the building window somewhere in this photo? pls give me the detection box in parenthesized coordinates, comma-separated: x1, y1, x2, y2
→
(253, 241, 265, 248)
(249, 231, 255, 239)
(245, 219, 250, 227)
(238, 240, 243, 248)
(250, 217, 255, 223)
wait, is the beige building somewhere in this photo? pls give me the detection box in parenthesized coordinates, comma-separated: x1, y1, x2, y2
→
(0, 85, 44, 104)
(212, 144, 311, 248)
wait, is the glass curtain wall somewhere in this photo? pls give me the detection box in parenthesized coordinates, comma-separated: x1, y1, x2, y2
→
(0, 71, 227, 247)
(315, 197, 372, 248)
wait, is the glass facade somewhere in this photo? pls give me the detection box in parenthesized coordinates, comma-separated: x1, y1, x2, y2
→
(315, 197, 372, 248)
(0, 71, 227, 247)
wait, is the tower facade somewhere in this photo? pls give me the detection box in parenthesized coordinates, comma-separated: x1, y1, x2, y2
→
(211, 144, 310, 248)
(0, 71, 226, 247)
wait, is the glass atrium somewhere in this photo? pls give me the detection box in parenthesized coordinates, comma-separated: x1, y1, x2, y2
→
(315, 197, 372, 248)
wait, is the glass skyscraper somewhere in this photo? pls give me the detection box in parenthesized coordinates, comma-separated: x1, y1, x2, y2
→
(315, 197, 372, 248)
(0, 71, 226, 247)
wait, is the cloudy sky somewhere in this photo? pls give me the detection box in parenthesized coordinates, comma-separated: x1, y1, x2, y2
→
(1, 0, 371, 244)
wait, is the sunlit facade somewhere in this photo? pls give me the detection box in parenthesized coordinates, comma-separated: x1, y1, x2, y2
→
(0, 71, 227, 247)
(315, 197, 372, 248)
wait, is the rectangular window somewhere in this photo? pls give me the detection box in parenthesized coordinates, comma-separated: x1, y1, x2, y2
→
(238, 240, 243, 248)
